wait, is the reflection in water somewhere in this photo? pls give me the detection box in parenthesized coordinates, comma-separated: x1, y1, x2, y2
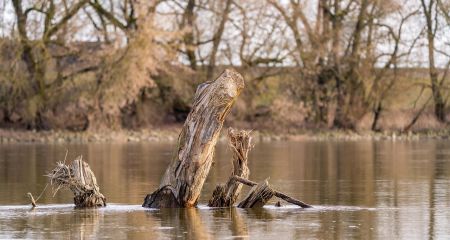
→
(148, 208, 211, 239)
(0, 140, 449, 239)
(213, 208, 248, 238)
(71, 209, 101, 239)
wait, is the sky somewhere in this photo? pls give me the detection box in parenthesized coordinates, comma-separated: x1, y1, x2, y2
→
(0, 0, 449, 68)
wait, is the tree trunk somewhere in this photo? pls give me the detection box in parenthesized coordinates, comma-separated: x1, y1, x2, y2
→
(421, 0, 446, 122)
(182, 0, 197, 70)
(333, 0, 369, 129)
(206, 0, 233, 81)
(71, 158, 107, 208)
(208, 128, 251, 207)
(371, 102, 382, 131)
(143, 69, 245, 208)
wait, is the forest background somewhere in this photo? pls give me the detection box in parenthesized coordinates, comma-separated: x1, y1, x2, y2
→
(1, 0, 450, 135)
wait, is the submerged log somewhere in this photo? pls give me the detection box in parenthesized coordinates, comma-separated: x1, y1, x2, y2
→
(232, 175, 313, 208)
(208, 128, 252, 207)
(143, 69, 245, 208)
(47, 156, 106, 208)
(237, 180, 274, 208)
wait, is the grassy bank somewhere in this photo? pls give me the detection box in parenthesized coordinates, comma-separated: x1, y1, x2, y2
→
(1, 126, 449, 144)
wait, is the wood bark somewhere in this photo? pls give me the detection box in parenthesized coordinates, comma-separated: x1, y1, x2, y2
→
(48, 156, 106, 208)
(237, 180, 274, 208)
(232, 176, 312, 208)
(208, 128, 251, 207)
(70, 159, 106, 208)
(143, 69, 245, 208)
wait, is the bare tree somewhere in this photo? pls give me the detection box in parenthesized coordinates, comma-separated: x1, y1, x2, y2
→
(10, 0, 88, 128)
(205, 0, 232, 80)
(2, 0, 447, 131)
(420, 0, 448, 122)
(265, 0, 423, 129)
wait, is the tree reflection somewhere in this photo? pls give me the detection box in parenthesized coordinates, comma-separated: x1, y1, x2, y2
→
(69, 209, 101, 239)
(147, 208, 211, 239)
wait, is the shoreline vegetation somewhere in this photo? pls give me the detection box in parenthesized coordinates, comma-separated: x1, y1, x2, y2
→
(1, 1, 450, 135)
(1, 126, 449, 144)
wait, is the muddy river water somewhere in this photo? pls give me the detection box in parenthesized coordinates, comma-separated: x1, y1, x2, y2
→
(0, 140, 449, 239)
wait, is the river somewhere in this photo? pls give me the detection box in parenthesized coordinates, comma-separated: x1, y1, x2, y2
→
(0, 140, 449, 239)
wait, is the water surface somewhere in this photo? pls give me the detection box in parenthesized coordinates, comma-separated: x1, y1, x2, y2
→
(0, 140, 449, 239)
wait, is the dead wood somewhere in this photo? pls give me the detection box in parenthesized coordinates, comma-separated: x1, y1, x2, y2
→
(237, 180, 274, 208)
(143, 69, 245, 208)
(26, 193, 37, 208)
(232, 175, 312, 208)
(47, 156, 106, 208)
(208, 128, 252, 207)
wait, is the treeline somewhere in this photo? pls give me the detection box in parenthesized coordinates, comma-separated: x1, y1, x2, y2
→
(0, 0, 449, 131)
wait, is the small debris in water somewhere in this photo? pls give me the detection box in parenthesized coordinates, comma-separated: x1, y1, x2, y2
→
(26, 193, 37, 208)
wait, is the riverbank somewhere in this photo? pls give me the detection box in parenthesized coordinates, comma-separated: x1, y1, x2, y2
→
(1, 126, 450, 143)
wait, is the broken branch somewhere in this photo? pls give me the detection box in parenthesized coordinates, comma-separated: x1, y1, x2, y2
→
(232, 175, 312, 208)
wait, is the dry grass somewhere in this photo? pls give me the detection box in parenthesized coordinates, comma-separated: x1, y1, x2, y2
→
(46, 155, 81, 197)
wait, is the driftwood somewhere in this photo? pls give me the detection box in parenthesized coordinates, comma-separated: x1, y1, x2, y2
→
(143, 69, 245, 208)
(26, 193, 37, 208)
(237, 180, 274, 208)
(233, 176, 313, 208)
(208, 128, 252, 207)
(47, 156, 106, 208)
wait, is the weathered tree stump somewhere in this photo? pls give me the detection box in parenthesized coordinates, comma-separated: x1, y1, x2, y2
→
(208, 128, 252, 207)
(237, 180, 274, 208)
(47, 156, 106, 208)
(143, 69, 245, 208)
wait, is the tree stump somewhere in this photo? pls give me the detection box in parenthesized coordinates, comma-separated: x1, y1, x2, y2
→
(143, 69, 245, 208)
(237, 180, 274, 208)
(47, 156, 106, 208)
(208, 128, 251, 207)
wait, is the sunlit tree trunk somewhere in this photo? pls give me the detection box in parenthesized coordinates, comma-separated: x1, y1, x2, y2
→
(143, 69, 244, 208)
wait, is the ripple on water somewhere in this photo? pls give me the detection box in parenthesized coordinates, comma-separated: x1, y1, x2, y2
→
(0, 204, 157, 219)
(0, 203, 380, 219)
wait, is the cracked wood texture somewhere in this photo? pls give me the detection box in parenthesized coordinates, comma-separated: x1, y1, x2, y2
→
(71, 159, 106, 208)
(231, 175, 312, 208)
(143, 69, 244, 208)
(48, 156, 106, 208)
(237, 180, 274, 208)
(208, 128, 251, 207)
